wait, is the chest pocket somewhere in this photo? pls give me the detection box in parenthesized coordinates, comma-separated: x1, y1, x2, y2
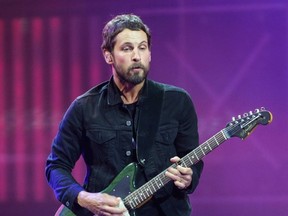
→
(87, 130, 116, 143)
(85, 130, 117, 162)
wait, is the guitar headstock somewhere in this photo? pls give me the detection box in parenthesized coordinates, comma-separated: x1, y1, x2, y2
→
(225, 107, 273, 139)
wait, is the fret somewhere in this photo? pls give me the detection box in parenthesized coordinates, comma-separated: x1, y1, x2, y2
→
(145, 183, 152, 196)
(150, 181, 157, 192)
(138, 191, 144, 202)
(181, 160, 188, 167)
(202, 143, 210, 154)
(207, 141, 213, 150)
(152, 180, 158, 190)
(145, 185, 152, 196)
(213, 136, 219, 145)
(187, 154, 194, 165)
(161, 174, 169, 185)
(143, 187, 149, 198)
(157, 177, 164, 187)
(220, 130, 228, 141)
(194, 152, 199, 160)
(208, 137, 217, 148)
(159, 177, 164, 186)
(131, 201, 136, 209)
(142, 186, 151, 198)
(154, 178, 161, 189)
(189, 152, 198, 162)
(217, 131, 226, 143)
(221, 129, 227, 137)
(141, 187, 149, 200)
(126, 200, 136, 209)
(200, 145, 206, 155)
(133, 196, 140, 206)
(196, 150, 203, 159)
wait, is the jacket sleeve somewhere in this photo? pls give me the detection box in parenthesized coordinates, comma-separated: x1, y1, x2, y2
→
(45, 99, 86, 213)
(174, 91, 204, 194)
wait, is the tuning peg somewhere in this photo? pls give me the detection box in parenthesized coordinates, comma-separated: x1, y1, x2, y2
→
(243, 113, 248, 117)
(260, 107, 265, 111)
(249, 111, 253, 115)
(255, 108, 260, 113)
(238, 115, 242, 119)
(232, 116, 236, 121)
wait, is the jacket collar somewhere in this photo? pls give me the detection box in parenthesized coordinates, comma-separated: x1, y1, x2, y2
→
(107, 76, 148, 106)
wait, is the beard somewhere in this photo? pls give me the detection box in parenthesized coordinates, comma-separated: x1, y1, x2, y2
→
(114, 62, 150, 85)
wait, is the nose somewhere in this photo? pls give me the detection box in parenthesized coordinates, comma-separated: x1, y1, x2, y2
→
(132, 49, 141, 62)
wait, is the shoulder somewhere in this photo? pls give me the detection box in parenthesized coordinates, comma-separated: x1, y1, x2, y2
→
(147, 79, 190, 97)
(76, 80, 109, 101)
(147, 80, 196, 114)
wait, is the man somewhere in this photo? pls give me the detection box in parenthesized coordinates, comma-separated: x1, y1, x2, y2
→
(45, 14, 203, 216)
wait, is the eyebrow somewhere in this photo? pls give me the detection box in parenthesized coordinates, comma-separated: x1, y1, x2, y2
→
(121, 41, 148, 46)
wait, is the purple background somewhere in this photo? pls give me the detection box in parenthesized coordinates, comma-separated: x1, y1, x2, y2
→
(0, 0, 287, 215)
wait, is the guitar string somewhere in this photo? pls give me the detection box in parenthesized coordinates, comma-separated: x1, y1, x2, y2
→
(124, 120, 243, 209)
(124, 129, 231, 208)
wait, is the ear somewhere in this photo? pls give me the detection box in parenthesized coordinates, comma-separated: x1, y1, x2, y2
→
(103, 50, 113, 64)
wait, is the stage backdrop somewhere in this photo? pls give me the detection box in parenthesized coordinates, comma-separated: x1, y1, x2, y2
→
(0, 0, 287, 215)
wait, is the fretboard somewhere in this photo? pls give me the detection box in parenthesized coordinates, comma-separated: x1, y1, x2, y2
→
(123, 129, 229, 210)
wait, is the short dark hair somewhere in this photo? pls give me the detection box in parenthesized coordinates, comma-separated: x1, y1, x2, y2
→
(101, 14, 151, 52)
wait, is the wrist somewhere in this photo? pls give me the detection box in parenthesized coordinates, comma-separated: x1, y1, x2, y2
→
(77, 190, 89, 208)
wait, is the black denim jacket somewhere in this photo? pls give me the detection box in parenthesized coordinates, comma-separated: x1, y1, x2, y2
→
(45, 78, 203, 216)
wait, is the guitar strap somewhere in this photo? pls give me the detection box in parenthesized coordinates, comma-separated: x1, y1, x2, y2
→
(135, 80, 164, 169)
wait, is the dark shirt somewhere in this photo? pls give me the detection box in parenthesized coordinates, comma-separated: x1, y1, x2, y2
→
(45, 77, 204, 216)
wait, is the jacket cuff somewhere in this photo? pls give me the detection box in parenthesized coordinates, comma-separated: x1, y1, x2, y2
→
(61, 185, 84, 210)
(184, 160, 204, 194)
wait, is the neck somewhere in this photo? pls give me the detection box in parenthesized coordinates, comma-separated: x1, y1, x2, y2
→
(113, 76, 144, 104)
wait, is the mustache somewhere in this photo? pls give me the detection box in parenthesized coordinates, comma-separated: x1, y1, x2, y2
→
(128, 63, 145, 70)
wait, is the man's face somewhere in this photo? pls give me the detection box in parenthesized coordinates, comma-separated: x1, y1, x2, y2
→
(109, 29, 151, 85)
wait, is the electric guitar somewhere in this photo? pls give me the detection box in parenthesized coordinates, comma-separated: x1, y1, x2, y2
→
(55, 108, 272, 216)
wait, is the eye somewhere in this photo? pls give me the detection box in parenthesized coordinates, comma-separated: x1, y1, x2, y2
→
(139, 45, 147, 50)
(122, 46, 133, 52)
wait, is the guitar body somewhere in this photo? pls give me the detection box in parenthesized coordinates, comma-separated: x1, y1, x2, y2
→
(55, 163, 138, 216)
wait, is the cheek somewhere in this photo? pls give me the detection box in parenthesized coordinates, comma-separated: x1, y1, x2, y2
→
(145, 52, 151, 63)
(114, 55, 129, 65)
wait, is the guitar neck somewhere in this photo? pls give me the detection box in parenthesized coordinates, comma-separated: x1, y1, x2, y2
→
(123, 129, 229, 210)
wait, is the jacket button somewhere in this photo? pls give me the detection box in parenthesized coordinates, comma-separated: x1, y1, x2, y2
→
(126, 151, 131, 156)
(126, 120, 132, 126)
(66, 201, 70, 207)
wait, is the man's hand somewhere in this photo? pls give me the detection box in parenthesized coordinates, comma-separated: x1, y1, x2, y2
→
(165, 156, 193, 190)
(77, 191, 128, 216)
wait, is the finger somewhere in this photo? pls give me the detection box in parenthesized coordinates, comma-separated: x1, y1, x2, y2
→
(177, 166, 193, 175)
(167, 166, 180, 175)
(100, 206, 126, 215)
(174, 178, 187, 189)
(170, 156, 181, 163)
(167, 167, 192, 181)
(165, 167, 181, 181)
(166, 170, 189, 190)
(99, 201, 127, 215)
(101, 194, 121, 206)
